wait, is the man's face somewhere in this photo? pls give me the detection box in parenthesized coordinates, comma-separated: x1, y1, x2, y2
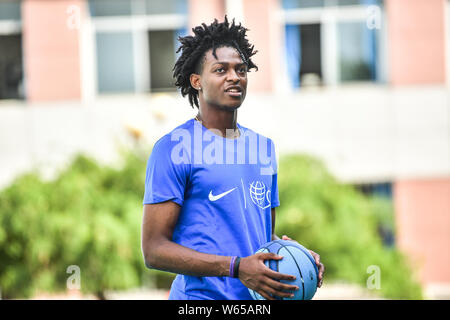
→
(196, 46, 248, 111)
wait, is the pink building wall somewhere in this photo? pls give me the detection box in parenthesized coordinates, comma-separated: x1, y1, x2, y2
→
(387, 0, 450, 287)
(188, 0, 226, 31)
(242, 0, 280, 93)
(22, 0, 82, 102)
(386, 0, 446, 86)
(187, 0, 279, 93)
(394, 179, 450, 284)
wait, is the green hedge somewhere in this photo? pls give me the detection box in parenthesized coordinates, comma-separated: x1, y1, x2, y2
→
(0, 151, 421, 299)
(275, 154, 422, 299)
(0, 151, 173, 299)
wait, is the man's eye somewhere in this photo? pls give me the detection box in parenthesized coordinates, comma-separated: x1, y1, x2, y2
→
(216, 68, 225, 73)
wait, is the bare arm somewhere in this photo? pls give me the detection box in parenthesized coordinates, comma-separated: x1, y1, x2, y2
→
(271, 207, 280, 241)
(141, 201, 230, 277)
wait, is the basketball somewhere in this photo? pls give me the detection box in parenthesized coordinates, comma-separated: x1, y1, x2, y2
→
(248, 240, 319, 300)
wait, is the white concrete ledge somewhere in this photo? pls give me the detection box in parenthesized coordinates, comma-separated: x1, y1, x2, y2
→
(0, 85, 449, 189)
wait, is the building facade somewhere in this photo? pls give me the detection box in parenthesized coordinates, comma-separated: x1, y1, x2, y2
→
(0, 0, 449, 297)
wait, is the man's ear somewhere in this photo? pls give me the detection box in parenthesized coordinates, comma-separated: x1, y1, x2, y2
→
(190, 73, 201, 91)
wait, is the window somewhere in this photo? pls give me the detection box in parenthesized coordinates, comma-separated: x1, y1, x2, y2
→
(0, 35, 23, 100)
(89, 0, 187, 16)
(338, 21, 377, 81)
(0, 0, 21, 21)
(88, 0, 187, 94)
(96, 32, 135, 93)
(149, 30, 177, 92)
(282, 0, 382, 9)
(89, 0, 132, 17)
(146, 0, 187, 15)
(282, 0, 325, 9)
(354, 182, 392, 198)
(300, 24, 322, 85)
(283, 0, 385, 88)
(0, 0, 23, 100)
(354, 182, 395, 247)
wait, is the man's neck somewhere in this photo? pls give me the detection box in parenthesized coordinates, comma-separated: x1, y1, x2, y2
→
(196, 106, 239, 139)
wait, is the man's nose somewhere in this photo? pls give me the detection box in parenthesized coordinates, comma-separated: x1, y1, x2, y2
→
(226, 69, 240, 82)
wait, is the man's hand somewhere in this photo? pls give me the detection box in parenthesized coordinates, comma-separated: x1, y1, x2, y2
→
(281, 235, 325, 288)
(239, 253, 299, 300)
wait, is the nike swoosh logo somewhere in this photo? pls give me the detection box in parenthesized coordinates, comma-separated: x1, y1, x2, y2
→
(208, 187, 237, 201)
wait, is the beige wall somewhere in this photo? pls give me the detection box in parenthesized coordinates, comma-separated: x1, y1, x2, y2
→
(23, 0, 82, 102)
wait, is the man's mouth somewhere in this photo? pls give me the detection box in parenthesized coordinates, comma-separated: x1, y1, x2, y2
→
(225, 86, 243, 97)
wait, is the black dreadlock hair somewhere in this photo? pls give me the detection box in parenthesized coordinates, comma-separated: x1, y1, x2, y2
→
(173, 15, 258, 109)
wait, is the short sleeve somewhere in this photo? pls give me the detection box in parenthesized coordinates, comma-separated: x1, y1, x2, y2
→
(143, 136, 190, 206)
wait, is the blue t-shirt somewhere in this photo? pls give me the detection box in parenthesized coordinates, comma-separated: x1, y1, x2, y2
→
(143, 118, 280, 300)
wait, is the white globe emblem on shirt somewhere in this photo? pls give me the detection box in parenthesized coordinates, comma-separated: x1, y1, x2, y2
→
(249, 181, 271, 209)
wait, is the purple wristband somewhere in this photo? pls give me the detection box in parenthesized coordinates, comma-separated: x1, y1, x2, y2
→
(229, 256, 237, 277)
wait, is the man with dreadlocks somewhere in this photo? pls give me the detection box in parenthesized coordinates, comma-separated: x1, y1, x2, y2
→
(141, 16, 324, 300)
